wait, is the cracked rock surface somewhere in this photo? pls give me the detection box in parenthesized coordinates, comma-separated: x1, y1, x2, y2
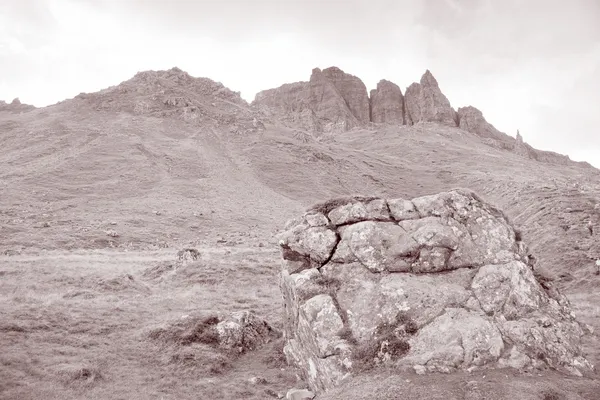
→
(277, 189, 593, 393)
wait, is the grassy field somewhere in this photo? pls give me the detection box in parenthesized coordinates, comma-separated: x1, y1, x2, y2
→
(0, 247, 300, 400)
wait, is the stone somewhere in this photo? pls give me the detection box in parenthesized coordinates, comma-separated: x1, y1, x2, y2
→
(249, 376, 268, 385)
(304, 212, 329, 227)
(457, 106, 512, 143)
(309, 68, 361, 132)
(402, 308, 504, 371)
(404, 70, 457, 127)
(471, 261, 544, 318)
(279, 224, 338, 264)
(176, 248, 201, 264)
(216, 311, 274, 352)
(387, 198, 420, 221)
(278, 190, 593, 394)
(322, 67, 370, 123)
(344, 221, 419, 273)
(498, 346, 532, 370)
(515, 130, 532, 158)
(253, 66, 366, 133)
(0, 98, 35, 113)
(328, 199, 391, 225)
(286, 388, 315, 400)
(369, 79, 404, 124)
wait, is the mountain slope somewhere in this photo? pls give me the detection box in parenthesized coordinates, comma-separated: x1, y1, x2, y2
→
(2, 68, 600, 289)
(1, 67, 600, 399)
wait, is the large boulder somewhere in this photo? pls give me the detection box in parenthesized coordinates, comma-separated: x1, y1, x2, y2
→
(404, 70, 457, 127)
(369, 80, 404, 124)
(277, 189, 593, 393)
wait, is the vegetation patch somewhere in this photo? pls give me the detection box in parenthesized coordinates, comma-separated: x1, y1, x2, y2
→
(541, 389, 565, 400)
(348, 311, 418, 372)
(534, 267, 555, 290)
(308, 196, 379, 216)
(54, 363, 103, 388)
(148, 314, 221, 346)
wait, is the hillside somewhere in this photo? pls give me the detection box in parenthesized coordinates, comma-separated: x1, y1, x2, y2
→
(1, 67, 599, 399)
(2, 67, 599, 286)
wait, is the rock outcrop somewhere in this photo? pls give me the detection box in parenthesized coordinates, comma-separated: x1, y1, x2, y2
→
(253, 68, 362, 133)
(0, 98, 35, 113)
(73, 67, 263, 134)
(149, 310, 275, 353)
(308, 68, 362, 131)
(278, 190, 592, 393)
(255, 67, 461, 132)
(514, 130, 531, 158)
(321, 67, 370, 123)
(404, 70, 457, 127)
(513, 131, 572, 165)
(457, 106, 513, 144)
(369, 80, 404, 124)
(254, 67, 582, 167)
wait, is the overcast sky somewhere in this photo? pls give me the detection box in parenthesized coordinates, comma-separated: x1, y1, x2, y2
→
(1, 0, 599, 166)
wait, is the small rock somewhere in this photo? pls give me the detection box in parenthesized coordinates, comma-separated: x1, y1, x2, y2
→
(305, 212, 329, 227)
(105, 229, 119, 237)
(286, 388, 315, 400)
(109, 221, 118, 226)
(249, 376, 267, 385)
(414, 365, 426, 375)
(177, 248, 201, 263)
(264, 388, 280, 398)
(153, 210, 161, 216)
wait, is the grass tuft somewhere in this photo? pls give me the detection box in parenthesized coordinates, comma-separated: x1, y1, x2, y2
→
(148, 314, 221, 346)
(350, 311, 418, 372)
(308, 196, 380, 216)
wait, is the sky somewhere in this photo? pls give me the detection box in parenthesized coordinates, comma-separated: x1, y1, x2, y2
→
(1, 0, 599, 166)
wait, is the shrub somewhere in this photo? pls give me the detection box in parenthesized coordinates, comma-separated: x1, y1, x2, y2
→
(308, 196, 379, 215)
(148, 314, 221, 346)
(350, 311, 418, 372)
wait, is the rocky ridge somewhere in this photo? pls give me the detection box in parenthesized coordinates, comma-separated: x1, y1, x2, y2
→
(253, 67, 461, 131)
(254, 67, 586, 167)
(369, 80, 404, 124)
(277, 189, 593, 393)
(70, 67, 265, 135)
(404, 70, 457, 127)
(0, 98, 36, 113)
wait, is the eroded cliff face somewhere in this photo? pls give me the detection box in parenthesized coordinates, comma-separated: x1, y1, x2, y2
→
(457, 106, 511, 142)
(252, 68, 362, 133)
(254, 67, 458, 131)
(252, 66, 584, 167)
(369, 79, 404, 124)
(321, 67, 370, 124)
(404, 70, 457, 127)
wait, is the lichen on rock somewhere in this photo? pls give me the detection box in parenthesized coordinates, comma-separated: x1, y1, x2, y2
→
(277, 189, 594, 393)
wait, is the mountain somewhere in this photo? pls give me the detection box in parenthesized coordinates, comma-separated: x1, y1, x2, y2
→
(1, 66, 599, 399)
(3, 66, 596, 283)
